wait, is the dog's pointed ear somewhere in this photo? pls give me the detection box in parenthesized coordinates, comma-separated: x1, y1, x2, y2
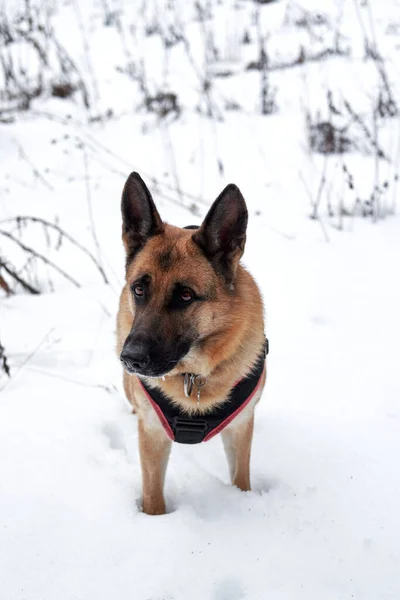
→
(192, 183, 248, 285)
(121, 172, 163, 262)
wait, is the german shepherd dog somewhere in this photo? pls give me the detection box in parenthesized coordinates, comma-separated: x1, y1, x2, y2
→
(117, 173, 266, 515)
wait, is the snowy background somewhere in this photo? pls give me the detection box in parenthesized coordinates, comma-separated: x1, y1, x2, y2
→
(1, 0, 400, 598)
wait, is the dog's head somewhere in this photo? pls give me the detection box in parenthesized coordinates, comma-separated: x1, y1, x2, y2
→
(120, 172, 248, 378)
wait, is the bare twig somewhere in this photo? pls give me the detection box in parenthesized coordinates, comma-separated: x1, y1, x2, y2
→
(0, 337, 10, 377)
(15, 142, 54, 190)
(81, 146, 107, 281)
(372, 108, 380, 221)
(343, 100, 388, 160)
(0, 216, 109, 284)
(80, 132, 210, 207)
(353, 0, 397, 116)
(392, 119, 400, 214)
(160, 121, 184, 204)
(24, 366, 120, 395)
(299, 168, 330, 242)
(311, 153, 329, 221)
(0, 230, 80, 288)
(0, 328, 55, 392)
(247, 47, 349, 73)
(0, 258, 40, 294)
(0, 272, 11, 294)
(72, 0, 99, 104)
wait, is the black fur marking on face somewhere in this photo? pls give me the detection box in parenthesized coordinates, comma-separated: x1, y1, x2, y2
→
(183, 225, 199, 230)
(167, 284, 198, 311)
(158, 249, 174, 270)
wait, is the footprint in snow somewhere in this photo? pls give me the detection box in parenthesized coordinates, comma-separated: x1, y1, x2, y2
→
(213, 579, 245, 600)
(102, 422, 127, 453)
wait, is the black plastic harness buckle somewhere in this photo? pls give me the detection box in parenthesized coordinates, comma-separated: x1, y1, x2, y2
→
(173, 418, 208, 444)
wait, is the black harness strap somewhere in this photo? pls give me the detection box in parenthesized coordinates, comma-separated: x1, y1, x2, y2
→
(140, 340, 268, 444)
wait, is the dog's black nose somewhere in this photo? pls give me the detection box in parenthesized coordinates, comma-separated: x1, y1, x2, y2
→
(120, 342, 150, 372)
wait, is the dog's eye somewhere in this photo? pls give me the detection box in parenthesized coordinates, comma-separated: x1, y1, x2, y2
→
(133, 284, 144, 297)
(180, 288, 193, 303)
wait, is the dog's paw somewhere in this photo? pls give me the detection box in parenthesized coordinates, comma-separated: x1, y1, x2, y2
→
(141, 499, 166, 516)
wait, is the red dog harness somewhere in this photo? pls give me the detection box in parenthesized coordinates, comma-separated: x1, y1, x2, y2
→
(139, 339, 268, 444)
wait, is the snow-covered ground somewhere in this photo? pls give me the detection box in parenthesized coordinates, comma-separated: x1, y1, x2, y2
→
(1, 1, 400, 599)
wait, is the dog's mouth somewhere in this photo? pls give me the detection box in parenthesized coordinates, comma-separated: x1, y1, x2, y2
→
(120, 359, 180, 379)
(120, 334, 195, 379)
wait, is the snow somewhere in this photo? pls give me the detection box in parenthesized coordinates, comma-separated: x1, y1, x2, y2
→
(1, 0, 400, 599)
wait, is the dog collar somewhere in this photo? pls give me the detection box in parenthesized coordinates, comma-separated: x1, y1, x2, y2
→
(183, 373, 208, 405)
(139, 338, 268, 444)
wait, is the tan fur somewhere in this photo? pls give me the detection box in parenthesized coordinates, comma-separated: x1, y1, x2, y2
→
(117, 223, 266, 514)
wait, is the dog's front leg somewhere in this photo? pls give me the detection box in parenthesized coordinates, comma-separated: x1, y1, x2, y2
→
(138, 418, 171, 515)
(221, 414, 254, 491)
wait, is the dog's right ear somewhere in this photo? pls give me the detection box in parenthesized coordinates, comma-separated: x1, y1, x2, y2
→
(121, 172, 163, 262)
(192, 183, 248, 286)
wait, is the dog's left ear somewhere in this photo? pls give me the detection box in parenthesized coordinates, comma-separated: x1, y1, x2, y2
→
(121, 172, 163, 262)
(193, 183, 248, 285)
